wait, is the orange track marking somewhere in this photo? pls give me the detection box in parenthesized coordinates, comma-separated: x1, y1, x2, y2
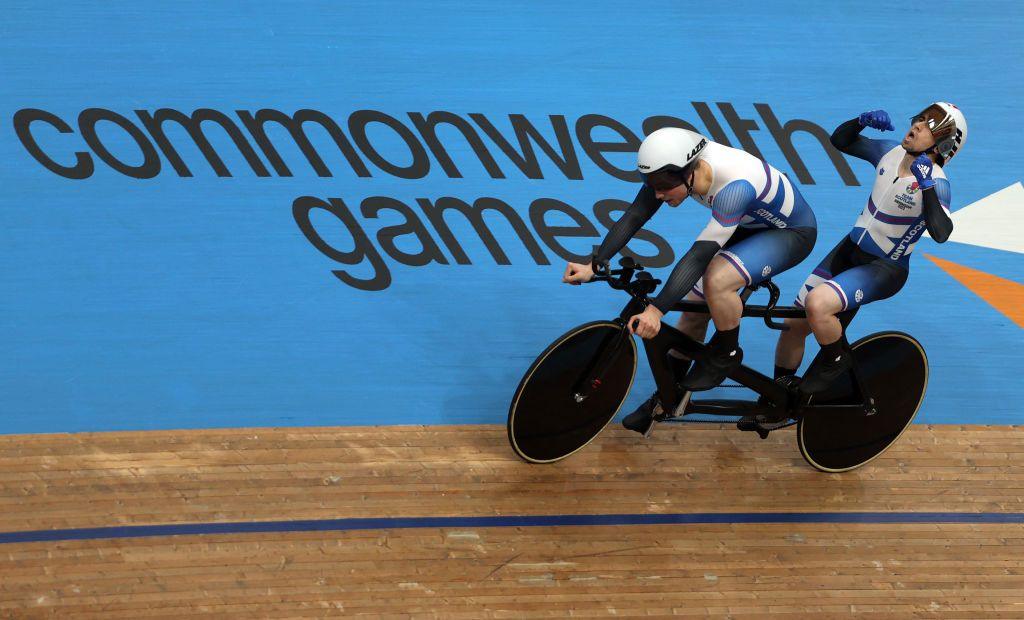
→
(925, 253, 1024, 328)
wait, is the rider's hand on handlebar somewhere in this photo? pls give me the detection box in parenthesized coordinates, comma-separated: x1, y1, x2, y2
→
(562, 261, 594, 285)
(628, 305, 664, 340)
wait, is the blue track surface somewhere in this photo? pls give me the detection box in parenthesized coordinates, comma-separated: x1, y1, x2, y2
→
(1, 2, 1021, 432)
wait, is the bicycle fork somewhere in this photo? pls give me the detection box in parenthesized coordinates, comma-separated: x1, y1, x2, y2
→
(569, 322, 632, 403)
(569, 297, 650, 403)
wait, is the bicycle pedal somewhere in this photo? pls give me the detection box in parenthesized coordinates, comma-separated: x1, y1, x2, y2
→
(736, 416, 760, 433)
(672, 391, 692, 418)
(635, 402, 664, 438)
(737, 415, 792, 437)
(642, 419, 658, 439)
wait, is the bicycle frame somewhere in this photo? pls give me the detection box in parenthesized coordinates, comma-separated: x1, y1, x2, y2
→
(586, 258, 878, 433)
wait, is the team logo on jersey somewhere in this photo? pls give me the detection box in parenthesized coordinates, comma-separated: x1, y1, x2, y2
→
(762, 265, 772, 277)
(855, 289, 864, 303)
(879, 167, 885, 175)
(895, 186, 918, 210)
(754, 207, 787, 228)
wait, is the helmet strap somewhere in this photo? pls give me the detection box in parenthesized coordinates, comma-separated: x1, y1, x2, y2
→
(682, 161, 698, 195)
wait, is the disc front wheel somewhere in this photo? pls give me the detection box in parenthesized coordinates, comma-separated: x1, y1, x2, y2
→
(507, 321, 638, 463)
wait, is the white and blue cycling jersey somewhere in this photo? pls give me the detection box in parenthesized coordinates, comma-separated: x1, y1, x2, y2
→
(844, 138, 952, 269)
(691, 140, 818, 242)
(594, 137, 818, 313)
(687, 141, 817, 294)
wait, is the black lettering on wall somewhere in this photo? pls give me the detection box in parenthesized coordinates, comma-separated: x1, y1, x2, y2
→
(754, 103, 859, 186)
(716, 103, 766, 160)
(78, 108, 161, 179)
(593, 199, 674, 268)
(13, 108, 94, 179)
(416, 196, 550, 265)
(470, 114, 583, 180)
(690, 102, 733, 146)
(641, 115, 700, 137)
(136, 108, 270, 177)
(292, 196, 391, 291)
(576, 114, 642, 183)
(348, 110, 430, 179)
(237, 109, 370, 178)
(408, 111, 504, 179)
(360, 196, 449, 266)
(528, 198, 601, 262)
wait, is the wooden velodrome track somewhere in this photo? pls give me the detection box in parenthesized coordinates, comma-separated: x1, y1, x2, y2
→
(1, 423, 1023, 618)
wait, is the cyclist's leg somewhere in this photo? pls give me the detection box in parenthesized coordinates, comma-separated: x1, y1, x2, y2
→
(690, 225, 758, 333)
(776, 317, 812, 375)
(666, 289, 712, 377)
(804, 284, 846, 344)
(807, 262, 908, 339)
(624, 291, 712, 433)
(801, 261, 909, 392)
(775, 236, 857, 376)
(705, 225, 817, 333)
(675, 289, 712, 343)
(702, 258, 747, 331)
(684, 227, 757, 340)
(685, 226, 816, 390)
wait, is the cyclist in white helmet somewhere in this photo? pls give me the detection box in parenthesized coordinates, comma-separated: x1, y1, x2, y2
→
(562, 127, 818, 434)
(771, 103, 962, 396)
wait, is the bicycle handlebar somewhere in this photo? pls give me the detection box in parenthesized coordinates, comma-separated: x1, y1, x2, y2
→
(585, 256, 795, 330)
(589, 256, 660, 296)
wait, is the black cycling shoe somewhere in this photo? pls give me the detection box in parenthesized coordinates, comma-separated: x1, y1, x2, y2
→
(682, 346, 743, 392)
(799, 351, 853, 395)
(745, 375, 800, 431)
(622, 392, 662, 435)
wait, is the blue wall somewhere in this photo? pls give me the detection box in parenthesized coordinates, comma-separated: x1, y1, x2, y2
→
(2, 1, 1021, 433)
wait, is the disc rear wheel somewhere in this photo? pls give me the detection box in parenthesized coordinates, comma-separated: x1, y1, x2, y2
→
(798, 331, 928, 473)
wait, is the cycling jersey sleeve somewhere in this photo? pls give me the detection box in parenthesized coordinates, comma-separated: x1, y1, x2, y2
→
(923, 178, 953, 243)
(697, 180, 755, 245)
(592, 184, 662, 264)
(830, 118, 900, 167)
(649, 180, 755, 313)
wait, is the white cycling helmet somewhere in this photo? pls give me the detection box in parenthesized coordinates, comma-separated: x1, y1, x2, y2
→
(637, 128, 708, 191)
(912, 102, 967, 164)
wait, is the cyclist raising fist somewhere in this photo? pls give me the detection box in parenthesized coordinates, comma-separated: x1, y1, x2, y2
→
(774, 103, 962, 393)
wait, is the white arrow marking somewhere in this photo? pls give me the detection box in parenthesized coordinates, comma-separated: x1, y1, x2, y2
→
(925, 182, 1024, 254)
